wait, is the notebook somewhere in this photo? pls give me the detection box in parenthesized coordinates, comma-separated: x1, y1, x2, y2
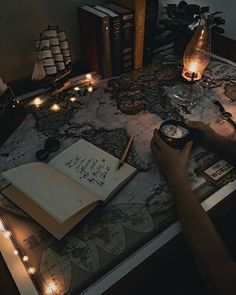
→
(2, 139, 137, 239)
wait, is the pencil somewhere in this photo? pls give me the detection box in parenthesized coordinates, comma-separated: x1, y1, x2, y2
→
(117, 136, 133, 170)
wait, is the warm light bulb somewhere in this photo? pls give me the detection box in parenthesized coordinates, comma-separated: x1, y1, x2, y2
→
(46, 282, 57, 294)
(13, 250, 19, 255)
(86, 73, 92, 80)
(33, 97, 43, 108)
(28, 267, 36, 274)
(70, 97, 76, 102)
(3, 231, 11, 238)
(88, 86, 93, 93)
(23, 255, 29, 262)
(0, 220, 5, 232)
(51, 104, 60, 112)
(74, 86, 80, 91)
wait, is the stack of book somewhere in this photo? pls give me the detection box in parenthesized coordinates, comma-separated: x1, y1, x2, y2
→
(77, 1, 159, 78)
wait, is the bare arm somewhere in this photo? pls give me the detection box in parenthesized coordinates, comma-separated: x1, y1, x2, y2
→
(151, 130, 236, 295)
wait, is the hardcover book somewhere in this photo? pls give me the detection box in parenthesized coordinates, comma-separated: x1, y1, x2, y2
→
(105, 3, 134, 72)
(108, 0, 146, 70)
(95, 5, 123, 76)
(1, 139, 137, 239)
(77, 6, 112, 78)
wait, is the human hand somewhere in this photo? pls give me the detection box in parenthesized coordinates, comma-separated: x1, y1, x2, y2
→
(151, 129, 193, 181)
(186, 120, 224, 151)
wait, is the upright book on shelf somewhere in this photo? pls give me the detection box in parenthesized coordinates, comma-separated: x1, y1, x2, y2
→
(2, 139, 137, 239)
(95, 5, 122, 76)
(105, 3, 134, 73)
(108, 0, 146, 70)
(143, 0, 159, 65)
(77, 5, 112, 78)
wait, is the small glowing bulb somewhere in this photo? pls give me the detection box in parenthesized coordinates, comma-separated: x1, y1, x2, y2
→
(88, 86, 93, 93)
(33, 97, 43, 108)
(70, 97, 76, 102)
(86, 73, 92, 80)
(28, 267, 36, 274)
(13, 250, 19, 255)
(46, 282, 57, 294)
(3, 231, 11, 238)
(23, 255, 29, 262)
(51, 104, 60, 112)
(12, 104, 16, 108)
(0, 220, 5, 231)
(74, 86, 80, 91)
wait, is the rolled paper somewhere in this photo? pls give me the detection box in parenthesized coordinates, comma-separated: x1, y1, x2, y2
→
(49, 37, 59, 46)
(43, 58, 55, 67)
(51, 46, 61, 54)
(44, 66, 57, 75)
(53, 54, 64, 62)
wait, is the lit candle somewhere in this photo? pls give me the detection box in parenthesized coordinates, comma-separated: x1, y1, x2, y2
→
(74, 86, 80, 92)
(70, 96, 76, 102)
(33, 97, 43, 108)
(51, 104, 60, 112)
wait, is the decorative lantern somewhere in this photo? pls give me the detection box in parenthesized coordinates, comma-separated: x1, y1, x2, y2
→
(182, 16, 211, 82)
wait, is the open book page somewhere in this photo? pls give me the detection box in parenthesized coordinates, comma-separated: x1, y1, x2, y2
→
(2, 162, 98, 223)
(50, 139, 137, 201)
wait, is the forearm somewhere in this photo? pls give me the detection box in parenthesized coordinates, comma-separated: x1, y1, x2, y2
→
(167, 173, 236, 294)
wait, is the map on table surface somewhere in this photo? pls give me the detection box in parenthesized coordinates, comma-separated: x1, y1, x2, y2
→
(0, 51, 236, 295)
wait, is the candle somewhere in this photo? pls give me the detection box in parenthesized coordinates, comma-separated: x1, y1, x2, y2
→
(51, 104, 60, 112)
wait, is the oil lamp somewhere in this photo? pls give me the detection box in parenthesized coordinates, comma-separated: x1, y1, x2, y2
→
(182, 16, 211, 82)
(170, 16, 212, 110)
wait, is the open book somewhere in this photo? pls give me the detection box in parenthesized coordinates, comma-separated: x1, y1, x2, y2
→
(1, 139, 137, 239)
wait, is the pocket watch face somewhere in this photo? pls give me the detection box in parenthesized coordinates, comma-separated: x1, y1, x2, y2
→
(161, 124, 189, 139)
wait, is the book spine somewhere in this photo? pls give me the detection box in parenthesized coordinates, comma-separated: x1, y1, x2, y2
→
(143, 0, 159, 66)
(101, 16, 112, 78)
(121, 12, 134, 72)
(110, 16, 122, 76)
(134, 0, 146, 70)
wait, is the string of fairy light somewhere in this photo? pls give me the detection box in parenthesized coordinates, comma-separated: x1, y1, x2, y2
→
(0, 215, 59, 294)
(1, 73, 96, 294)
(12, 73, 95, 111)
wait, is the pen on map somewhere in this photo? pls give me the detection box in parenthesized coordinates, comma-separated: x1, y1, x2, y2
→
(117, 136, 133, 170)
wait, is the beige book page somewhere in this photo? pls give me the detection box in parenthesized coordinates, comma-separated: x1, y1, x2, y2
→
(50, 139, 136, 201)
(2, 162, 98, 223)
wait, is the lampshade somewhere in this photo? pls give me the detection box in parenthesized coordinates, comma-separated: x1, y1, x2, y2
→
(182, 17, 211, 81)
